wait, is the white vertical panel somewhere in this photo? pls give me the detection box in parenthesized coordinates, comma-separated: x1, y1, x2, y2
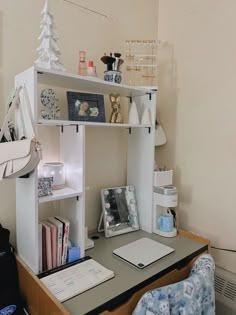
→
(15, 67, 39, 273)
(60, 125, 84, 192)
(16, 175, 38, 273)
(127, 93, 156, 232)
(60, 125, 85, 258)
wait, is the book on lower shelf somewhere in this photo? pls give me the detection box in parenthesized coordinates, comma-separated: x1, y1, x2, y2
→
(45, 221, 57, 269)
(39, 256, 115, 302)
(38, 223, 43, 273)
(38, 216, 71, 272)
(55, 216, 70, 265)
(47, 217, 63, 267)
(41, 221, 53, 271)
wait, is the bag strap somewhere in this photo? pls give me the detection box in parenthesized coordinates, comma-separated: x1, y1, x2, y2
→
(0, 87, 22, 142)
(19, 104, 27, 138)
(0, 86, 36, 142)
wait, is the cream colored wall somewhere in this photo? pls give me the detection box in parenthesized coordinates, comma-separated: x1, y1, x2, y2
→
(0, 0, 158, 243)
(157, 0, 236, 273)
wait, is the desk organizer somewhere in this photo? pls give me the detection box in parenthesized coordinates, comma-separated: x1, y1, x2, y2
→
(154, 170, 173, 187)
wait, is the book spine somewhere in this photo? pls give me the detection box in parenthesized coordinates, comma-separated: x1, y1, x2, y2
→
(57, 224, 63, 267)
(51, 227, 57, 269)
(62, 222, 70, 265)
(45, 226, 52, 270)
(38, 223, 42, 273)
(42, 226, 47, 271)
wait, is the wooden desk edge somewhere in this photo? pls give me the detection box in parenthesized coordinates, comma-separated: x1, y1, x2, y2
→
(16, 256, 70, 315)
(177, 229, 210, 246)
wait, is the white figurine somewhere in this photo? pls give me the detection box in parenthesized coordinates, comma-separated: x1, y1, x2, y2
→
(128, 101, 140, 125)
(35, 0, 65, 71)
(141, 108, 151, 125)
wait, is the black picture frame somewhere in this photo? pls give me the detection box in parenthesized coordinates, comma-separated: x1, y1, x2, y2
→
(67, 92, 105, 123)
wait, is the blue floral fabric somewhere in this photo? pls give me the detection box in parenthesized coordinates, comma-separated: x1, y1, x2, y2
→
(132, 254, 215, 315)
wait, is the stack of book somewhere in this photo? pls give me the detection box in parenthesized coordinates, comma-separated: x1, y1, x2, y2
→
(38, 216, 70, 273)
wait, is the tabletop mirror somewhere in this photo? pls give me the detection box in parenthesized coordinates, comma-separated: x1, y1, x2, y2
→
(100, 185, 139, 238)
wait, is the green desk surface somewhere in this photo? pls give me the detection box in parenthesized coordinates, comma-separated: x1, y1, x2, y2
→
(63, 230, 207, 315)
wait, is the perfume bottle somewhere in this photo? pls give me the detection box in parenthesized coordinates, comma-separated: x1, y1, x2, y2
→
(87, 61, 97, 77)
(78, 51, 87, 76)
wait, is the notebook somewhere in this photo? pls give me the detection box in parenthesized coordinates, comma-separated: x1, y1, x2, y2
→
(113, 238, 175, 269)
(45, 221, 57, 269)
(41, 221, 52, 270)
(55, 216, 70, 265)
(39, 256, 114, 302)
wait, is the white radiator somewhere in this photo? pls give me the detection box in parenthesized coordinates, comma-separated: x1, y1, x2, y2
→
(215, 266, 236, 314)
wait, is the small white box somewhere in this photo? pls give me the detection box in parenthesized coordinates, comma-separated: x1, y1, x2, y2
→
(154, 170, 173, 187)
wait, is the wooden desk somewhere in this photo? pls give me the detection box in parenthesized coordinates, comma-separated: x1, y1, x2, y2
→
(17, 230, 208, 315)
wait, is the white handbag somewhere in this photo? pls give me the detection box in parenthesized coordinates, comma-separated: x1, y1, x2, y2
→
(0, 86, 42, 181)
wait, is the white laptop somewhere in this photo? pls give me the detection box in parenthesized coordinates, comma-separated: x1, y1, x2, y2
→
(113, 238, 175, 269)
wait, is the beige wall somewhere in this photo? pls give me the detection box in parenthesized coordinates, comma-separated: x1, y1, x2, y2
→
(0, 0, 158, 243)
(157, 0, 236, 273)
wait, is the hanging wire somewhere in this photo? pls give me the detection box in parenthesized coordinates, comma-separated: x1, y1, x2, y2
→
(63, 0, 108, 19)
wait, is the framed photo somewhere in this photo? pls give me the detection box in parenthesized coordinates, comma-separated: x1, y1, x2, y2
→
(67, 92, 105, 123)
(100, 185, 140, 238)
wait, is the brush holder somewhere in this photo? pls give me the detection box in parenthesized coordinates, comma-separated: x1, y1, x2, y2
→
(104, 70, 122, 84)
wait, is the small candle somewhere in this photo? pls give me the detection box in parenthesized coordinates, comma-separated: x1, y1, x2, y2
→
(43, 162, 65, 190)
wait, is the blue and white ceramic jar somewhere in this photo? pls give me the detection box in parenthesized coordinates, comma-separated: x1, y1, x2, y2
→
(104, 70, 122, 84)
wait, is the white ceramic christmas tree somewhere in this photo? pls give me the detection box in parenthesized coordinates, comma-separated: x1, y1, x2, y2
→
(128, 101, 140, 125)
(35, 0, 65, 71)
(141, 108, 151, 125)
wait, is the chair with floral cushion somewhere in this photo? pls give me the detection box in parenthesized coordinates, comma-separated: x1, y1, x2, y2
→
(132, 254, 215, 315)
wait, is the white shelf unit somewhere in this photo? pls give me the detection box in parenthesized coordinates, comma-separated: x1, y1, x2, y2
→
(38, 119, 152, 129)
(15, 66, 157, 274)
(39, 187, 83, 204)
(36, 67, 155, 97)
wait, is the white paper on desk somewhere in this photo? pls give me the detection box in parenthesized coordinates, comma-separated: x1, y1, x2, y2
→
(41, 259, 115, 302)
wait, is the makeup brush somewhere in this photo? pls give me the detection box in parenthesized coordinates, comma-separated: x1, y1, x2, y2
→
(101, 54, 115, 64)
(114, 53, 121, 58)
(101, 53, 109, 64)
(117, 59, 124, 71)
(114, 53, 122, 71)
(107, 53, 115, 71)
(101, 53, 115, 71)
